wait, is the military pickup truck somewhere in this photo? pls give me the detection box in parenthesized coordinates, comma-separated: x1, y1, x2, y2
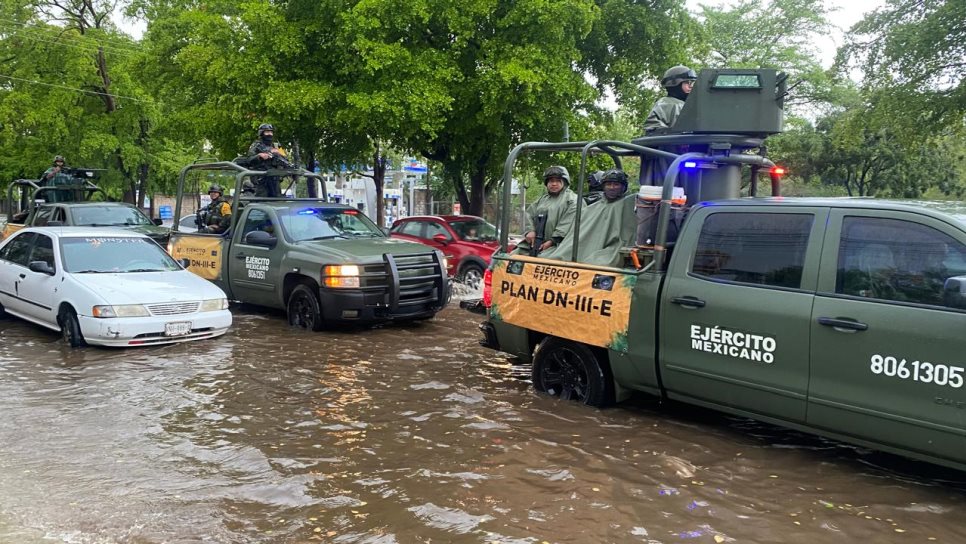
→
(169, 162, 449, 330)
(1, 177, 170, 245)
(475, 69, 966, 472)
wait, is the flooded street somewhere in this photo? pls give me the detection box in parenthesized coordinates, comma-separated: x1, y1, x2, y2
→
(0, 305, 964, 543)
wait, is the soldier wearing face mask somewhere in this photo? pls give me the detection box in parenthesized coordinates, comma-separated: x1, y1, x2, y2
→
(235, 123, 290, 197)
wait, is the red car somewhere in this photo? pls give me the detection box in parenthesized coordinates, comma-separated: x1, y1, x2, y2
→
(389, 215, 500, 285)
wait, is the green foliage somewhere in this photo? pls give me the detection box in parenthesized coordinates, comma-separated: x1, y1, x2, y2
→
(844, 0, 965, 133)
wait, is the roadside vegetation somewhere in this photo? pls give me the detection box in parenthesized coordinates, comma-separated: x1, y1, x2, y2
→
(0, 0, 962, 222)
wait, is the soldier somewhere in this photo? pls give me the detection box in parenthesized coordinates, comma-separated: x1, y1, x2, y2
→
(234, 123, 290, 197)
(513, 165, 578, 256)
(584, 170, 606, 205)
(600, 169, 629, 203)
(200, 184, 232, 234)
(41, 155, 67, 182)
(643, 65, 698, 133)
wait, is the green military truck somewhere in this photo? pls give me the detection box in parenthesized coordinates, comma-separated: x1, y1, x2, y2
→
(1, 176, 170, 245)
(169, 162, 449, 330)
(475, 69, 966, 471)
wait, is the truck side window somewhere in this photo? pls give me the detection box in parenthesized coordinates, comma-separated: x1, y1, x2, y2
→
(33, 207, 54, 226)
(836, 217, 966, 307)
(690, 212, 813, 289)
(240, 209, 273, 240)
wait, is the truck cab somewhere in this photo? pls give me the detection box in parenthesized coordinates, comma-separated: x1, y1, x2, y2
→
(474, 68, 966, 472)
(168, 162, 449, 330)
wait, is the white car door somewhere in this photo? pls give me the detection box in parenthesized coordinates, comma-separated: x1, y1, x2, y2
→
(0, 232, 36, 316)
(17, 232, 61, 326)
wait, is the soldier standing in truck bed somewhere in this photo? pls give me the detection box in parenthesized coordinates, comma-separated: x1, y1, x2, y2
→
(234, 123, 289, 197)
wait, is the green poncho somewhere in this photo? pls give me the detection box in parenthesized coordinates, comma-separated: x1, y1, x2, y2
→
(541, 194, 637, 268)
(513, 188, 577, 255)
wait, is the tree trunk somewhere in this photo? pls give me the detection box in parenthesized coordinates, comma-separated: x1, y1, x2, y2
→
(305, 149, 318, 198)
(372, 145, 387, 227)
(467, 159, 487, 216)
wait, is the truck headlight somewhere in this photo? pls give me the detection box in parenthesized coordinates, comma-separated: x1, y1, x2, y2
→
(92, 304, 150, 318)
(322, 264, 361, 288)
(200, 298, 229, 311)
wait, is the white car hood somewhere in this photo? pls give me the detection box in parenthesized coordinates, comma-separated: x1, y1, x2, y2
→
(73, 271, 226, 305)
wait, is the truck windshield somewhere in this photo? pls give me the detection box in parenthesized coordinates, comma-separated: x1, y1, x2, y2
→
(278, 207, 384, 242)
(72, 206, 153, 227)
(60, 237, 180, 273)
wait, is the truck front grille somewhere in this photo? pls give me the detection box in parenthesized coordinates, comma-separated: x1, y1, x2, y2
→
(358, 252, 447, 314)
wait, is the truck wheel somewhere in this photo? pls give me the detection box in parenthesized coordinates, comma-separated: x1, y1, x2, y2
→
(458, 263, 484, 288)
(532, 337, 611, 407)
(287, 284, 324, 332)
(59, 307, 87, 348)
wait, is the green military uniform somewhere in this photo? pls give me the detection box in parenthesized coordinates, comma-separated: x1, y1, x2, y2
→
(513, 189, 578, 255)
(203, 196, 232, 234)
(233, 124, 291, 197)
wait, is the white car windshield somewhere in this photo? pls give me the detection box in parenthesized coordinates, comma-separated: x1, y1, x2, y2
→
(72, 206, 153, 227)
(279, 207, 384, 242)
(60, 237, 180, 273)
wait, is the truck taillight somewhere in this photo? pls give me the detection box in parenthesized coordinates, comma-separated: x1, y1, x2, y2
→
(482, 267, 493, 307)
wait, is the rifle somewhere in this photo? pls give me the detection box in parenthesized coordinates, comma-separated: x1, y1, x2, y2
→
(530, 213, 548, 257)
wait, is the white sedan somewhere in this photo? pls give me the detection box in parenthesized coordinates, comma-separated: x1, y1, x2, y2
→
(0, 227, 231, 347)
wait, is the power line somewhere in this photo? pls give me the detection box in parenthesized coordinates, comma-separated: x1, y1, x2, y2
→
(0, 73, 152, 104)
(0, 28, 137, 58)
(0, 19, 143, 57)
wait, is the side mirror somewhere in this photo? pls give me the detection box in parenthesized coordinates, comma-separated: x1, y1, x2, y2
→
(153, 218, 164, 226)
(943, 276, 966, 309)
(177, 258, 191, 268)
(28, 261, 55, 275)
(432, 233, 449, 245)
(244, 229, 277, 248)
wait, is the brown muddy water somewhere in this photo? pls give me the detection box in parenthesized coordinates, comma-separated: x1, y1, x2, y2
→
(0, 304, 964, 543)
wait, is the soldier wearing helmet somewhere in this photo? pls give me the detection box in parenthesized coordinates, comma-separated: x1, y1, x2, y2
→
(644, 65, 698, 133)
(41, 155, 67, 181)
(234, 123, 290, 197)
(600, 169, 629, 202)
(514, 165, 577, 255)
(200, 183, 232, 234)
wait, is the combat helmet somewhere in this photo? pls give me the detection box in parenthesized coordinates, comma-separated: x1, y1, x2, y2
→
(53, 155, 65, 165)
(543, 165, 570, 186)
(208, 184, 224, 195)
(257, 123, 275, 136)
(661, 65, 698, 88)
(587, 170, 606, 191)
(601, 169, 628, 193)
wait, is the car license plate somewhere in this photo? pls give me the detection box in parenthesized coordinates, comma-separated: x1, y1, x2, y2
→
(164, 321, 192, 336)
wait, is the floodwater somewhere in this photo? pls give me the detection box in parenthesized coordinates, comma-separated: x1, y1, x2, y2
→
(0, 302, 964, 543)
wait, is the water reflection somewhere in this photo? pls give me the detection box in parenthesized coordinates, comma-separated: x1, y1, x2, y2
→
(0, 308, 964, 543)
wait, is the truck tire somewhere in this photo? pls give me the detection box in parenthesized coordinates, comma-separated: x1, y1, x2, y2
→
(532, 337, 611, 407)
(287, 283, 324, 332)
(59, 307, 87, 348)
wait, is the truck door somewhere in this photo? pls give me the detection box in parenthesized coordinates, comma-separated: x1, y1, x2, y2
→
(809, 210, 966, 464)
(227, 208, 283, 308)
(660, 207, 826, 422)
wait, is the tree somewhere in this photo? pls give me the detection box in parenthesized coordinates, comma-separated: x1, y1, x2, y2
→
(843, 0, 965, 135)
(695, 0, 837, 111)
(0, 0, 187, 204)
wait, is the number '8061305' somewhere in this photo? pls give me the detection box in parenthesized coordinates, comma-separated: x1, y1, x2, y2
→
(870, 355, 964, 388)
